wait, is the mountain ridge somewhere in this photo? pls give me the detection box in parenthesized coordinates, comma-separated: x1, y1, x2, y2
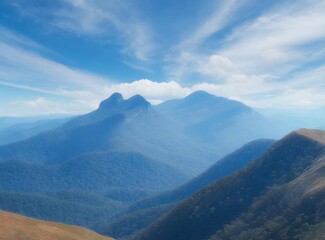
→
(100, 139, 274, 239)
(134, 129, 325, 240)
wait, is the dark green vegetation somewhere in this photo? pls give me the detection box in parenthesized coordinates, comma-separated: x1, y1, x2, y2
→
(100, 139, 274, 239)
(134, 129, 325, 240)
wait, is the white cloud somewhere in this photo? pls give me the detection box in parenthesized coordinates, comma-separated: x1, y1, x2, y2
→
(10, 96, 99, 115)
(219, 0, 325, 75)
(105, 79, 191, 104)
(22, 97, 51, 108)
(0, 29, 112, 98)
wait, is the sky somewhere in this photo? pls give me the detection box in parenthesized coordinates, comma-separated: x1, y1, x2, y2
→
(0, 0, 325, 116)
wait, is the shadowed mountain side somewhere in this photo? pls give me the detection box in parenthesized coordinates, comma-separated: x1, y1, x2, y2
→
(209, 156, 325, 239)
(100, 139, 274, 239)
(0, 210, 113, 240)
(134, 129, 325, 240)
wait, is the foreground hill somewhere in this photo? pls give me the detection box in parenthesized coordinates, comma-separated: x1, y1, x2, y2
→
(101, 139, 274, 239)
(134, 129, 325, 240)
(0, 210, 112, 240)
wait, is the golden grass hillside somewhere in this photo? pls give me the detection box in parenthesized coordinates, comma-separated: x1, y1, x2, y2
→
(0, 211, 113, 240)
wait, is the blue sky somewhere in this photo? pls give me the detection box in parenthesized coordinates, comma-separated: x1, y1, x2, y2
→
(0, 0, 325, 116)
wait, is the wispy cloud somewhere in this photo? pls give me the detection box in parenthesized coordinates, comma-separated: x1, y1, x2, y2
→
(10, 0, 155, 62)
(219, 0, 325, 75)
(164, 0, 325, 109)
(166, 0, 243, 79)
(177, 0, 241, 51)
(0, 26, 115, 114)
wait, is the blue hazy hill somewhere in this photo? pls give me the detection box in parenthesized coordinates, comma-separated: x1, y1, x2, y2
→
(156, 91, 285, 153)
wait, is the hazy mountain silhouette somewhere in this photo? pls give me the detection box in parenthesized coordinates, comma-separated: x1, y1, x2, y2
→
(0, 117, 70, 146)
(156, 91, 285, 155)
(0, 93, 209, 175)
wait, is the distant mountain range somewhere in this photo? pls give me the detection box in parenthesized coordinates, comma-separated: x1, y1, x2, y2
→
(155, 91, 285, 157)
(0, 91, 292, 235)
(0, 210, 112, 240)
(0, 117, 70, 145)
(0, 91, 286, 175)
(134, 129, 325, 240)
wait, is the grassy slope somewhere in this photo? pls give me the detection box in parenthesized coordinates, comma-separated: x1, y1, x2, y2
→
(0, 210, 113, 240)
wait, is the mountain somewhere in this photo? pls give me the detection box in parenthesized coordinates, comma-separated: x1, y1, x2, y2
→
(0, 93, 208, 175)
(0, 117, 70, 146)
(0, 210, 113, 240)
(100, 139, 274, 239)
(0, 92, 289, 235)
(0, 115, 70, 130)
(134, 129, 325, 240)
(0, 91, 284, 176)
(156, 91, 285, 151)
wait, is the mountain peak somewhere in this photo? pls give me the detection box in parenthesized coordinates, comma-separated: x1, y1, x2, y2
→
(184, 91, 242, 106)
(98, 93, 150, 113)
(294, 129, 325, 144)
(185, 90, 216, 100)
(125, 94, 150, 110)
(98, 92, 124, 110)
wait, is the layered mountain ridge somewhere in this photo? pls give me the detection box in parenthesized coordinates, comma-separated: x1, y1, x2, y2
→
(134, 129, 325, 240)
(0, 91, 292, 237)
(101, 139, 274, 239)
